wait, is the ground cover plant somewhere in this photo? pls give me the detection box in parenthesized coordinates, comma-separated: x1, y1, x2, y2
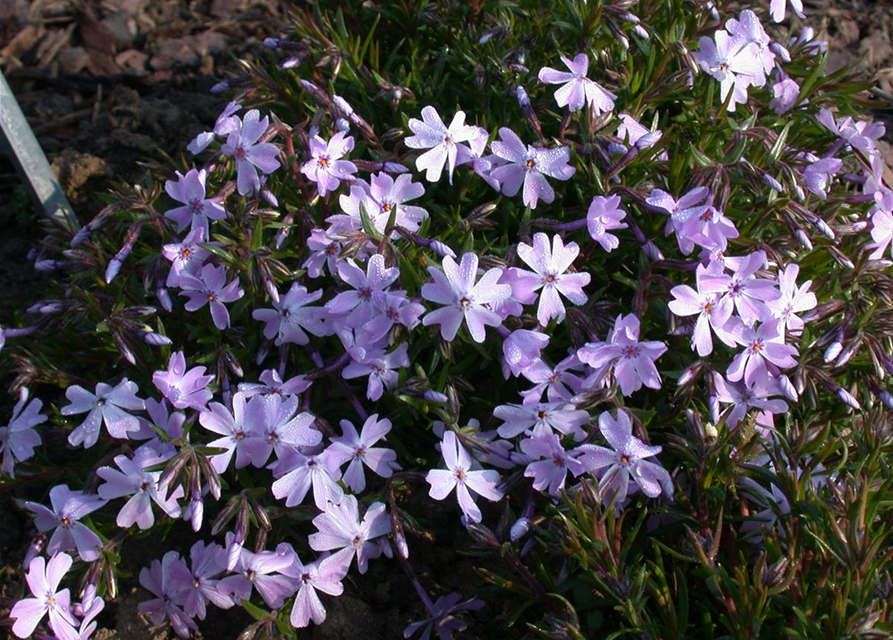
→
(2, 0, 893, 637)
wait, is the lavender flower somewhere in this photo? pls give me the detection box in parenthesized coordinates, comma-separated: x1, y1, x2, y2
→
(1, 388, 46, 478)
(537, 53, 616, 115)
(10, 553, 79, 640)
(403, 592, 485, 640)
(365, 171, 430, 233)
(301, 131, 358, 196)
(326, 254, 400, 329)
(519, 355, 584, 404)
(138, 552, 197, 639)
(668, 268, 736, 356)
(327, 414, 400, 493)
(253, 283, 330, 346)
(309, 494, 392, 573)
(765, 264, 816, 337)
(577, 410, 674, 505)
(241, 394, 322, 467)
(426, 430, 503, 524)
(163, 168, 227, 233)
(494, 402, 589, 441)
(421, 253, 511, 343)
(303, 227, 345, 278)
(520, 432, 586, 495)
(220, 110, 281, 195)
(516, 233, 591, 326)
(489, 128, 575, 209)
(502, 329, 550, 378)
(361, 291, 426, 343)
(770, 77, 801, 114)
(770, 0, 804, 22)
(25, 485, 106, 561)
(577, 314, 668, 396)
(161, 227, 212, 288)
(713, 372, 789, 428)
(96, 445, 184, 530)
(152, 351, 214, 412)
(282, 550, 349, 628)
(343, 343, 410, 401)
(178, 264, 244, 331)
(62, 379, 145, 449)
(168, 541, 233, 620)
(199, 392, 268, 473)
(237, 369, 312, 399)
(726, 320, 799, 386)
(271, 447, 344, 510)
(693, 29, 764, 111)
(187, 101, 240, 154)
(219, 544, 296, 609)
(698, 251, 780, 325)
(816, 109, 885, 154)
(801, 156, 842, 200)
(587, 195, 628, 252)
(405, 106, 478, 184)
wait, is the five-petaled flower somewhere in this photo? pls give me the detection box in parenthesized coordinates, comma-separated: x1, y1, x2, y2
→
(537, 53, 616, 115)
(426, 430, 503, 524)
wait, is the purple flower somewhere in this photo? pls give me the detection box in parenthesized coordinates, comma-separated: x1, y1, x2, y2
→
(520, 433, 586, 495)
(577, 410, 674, 505)
(198, 392, 265, 472)
(801, 156, 842, 200)
(163, 168, 227, 233)
(271, 448, 344, 510)
(713, 372, 789, 428)
(303, 228, 345, 278)
(489, 128, 575, 209)
(519, 355, 584, 404)
(282, 550, 349, 628)
(537, 53, 616, 115)
(96, 445, 183, 530)
(693, 29, 764, 111)
(403, 592, 485, 640)
(168, 541, 233, 620)
(219, 544, 296, 610)
(765, 264, 816, 337)
(366, 171, 429, 232)
(426, 430, 503, 524)
(646, 186, 710, 225)
(242, 394, 322, 467)
(343, 342, 410, 401)
(361, 291, 426, 343)
(816, 109, 885, 155)
(727, 320, 799, 386)
(617, 113, 666, 157)
(253, 283, 330, 346)
(770, 77, 801, 114)
(587, 195, 628, 252)
(301, 132, 358, 196)
(237, 369, 312, 399)
(25, 485, 106, 561)
(770, 0, 804, 22)
(187, 101, 241, 154)
(516, 233, 590, 326)
(725, 10, 775, 80)
(405, 106, 478, 184)
(421, 253, 511, 343)
(869, 209, 893, 260)
(577, 314, 667, 396)
(178, 264, 244, 331)
(327, 414, 400, 493)
(493, 402, 589, 441)
(161, 227, 212, 288)
(10, 553, 79, 640)
(502, 329, 550, 378)
(1, 388, 46, 478)
(220, 109, 281, 195)
(62, 379, 145, 449)
(152, 351, 214, 412)
(698, 251, 780, 324)
(133, 398, 186, 443)
(309, 494, 392, 574)
(138, 552, 197, 639)
(668, 267, 736, 357)
(326, 254, 400, 329)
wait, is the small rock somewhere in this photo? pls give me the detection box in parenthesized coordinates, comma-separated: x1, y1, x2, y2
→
(115, 48, 148, 74)
(0, 23, 44, 60)
(77, 6, 117, 56)
(860, 30, 893, 67)
(835, 19, 859, 46)
(210, 0, 247, 18)
(51, 149, 110, 203)
(312, 595, 380, 640)
(101, 10, 138, 50)
(150, 36, 198, 70)
(193, 31, 227, 56)
(57, 46, 91, 75)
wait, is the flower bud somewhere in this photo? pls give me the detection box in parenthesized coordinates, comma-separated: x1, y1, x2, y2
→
(763, 173, 783, 192)
(632, 25, 649, 39)
(836, 387, 861, 410)
(142, 332, 172, 346)
(777, 374, 799, 402)
(769, 42, 791, 63)
(824, 341, 843, 363)
(423, 390, 448, 403)
(510, 517, 531, 542)
(430, 240, 457, 259)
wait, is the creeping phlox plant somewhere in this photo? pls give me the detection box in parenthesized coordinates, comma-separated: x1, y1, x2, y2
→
(3, 0, 893, 638)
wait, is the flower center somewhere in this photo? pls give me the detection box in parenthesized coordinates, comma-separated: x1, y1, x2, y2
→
(455, 468, 465, 481)
(352, 534, 363, 547)
(359, 287, 372, 300)
(248, 570, 256, 581)
(326, 245, 337, 255)
(189, 199, 203, 214)
(525, 159, 536, 168)
(537, 410, 547, 419)
(140, 481, 151, 492)
(181, 248, 191, 258)
(302, 572, 311, 583)
(235, 147, 247, 159)
(382, 203, 393, 213)
(235, 431, 245, 440)
(752, 340, 763, 352)
(719, 62, 728, 73)
(443, 135, 453, 146)
(553, 455, 565, 467)
(620, 454, 630, 464)
(355, 446, 366, 459)
(623, 346, 640, 358)
(46, 595, 55, 606)
(459, 297, 471, 308)
(704, 302, 714, 313)
(207, 293, 216, 302)
(318, 157, 330, 168)
(61, 516, 72, 527)
(544, 274, 556, 283)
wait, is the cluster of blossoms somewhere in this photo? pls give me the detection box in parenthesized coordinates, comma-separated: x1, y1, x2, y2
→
(4, 0, 893, 638)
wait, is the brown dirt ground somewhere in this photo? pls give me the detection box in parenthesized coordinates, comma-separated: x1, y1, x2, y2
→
(1, 0, 893, 638)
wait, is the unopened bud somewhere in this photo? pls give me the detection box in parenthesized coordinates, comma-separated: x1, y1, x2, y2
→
(510, 517, 531, 542)
(763, 173, 784, 192)
(824, 341, 843, 363)
(430, 240, 457, 259)
(836, 387, 861, 410)
(777, 374, 799, 402)
(423, 390, 448, 403)
(142, 332, 172, 346)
